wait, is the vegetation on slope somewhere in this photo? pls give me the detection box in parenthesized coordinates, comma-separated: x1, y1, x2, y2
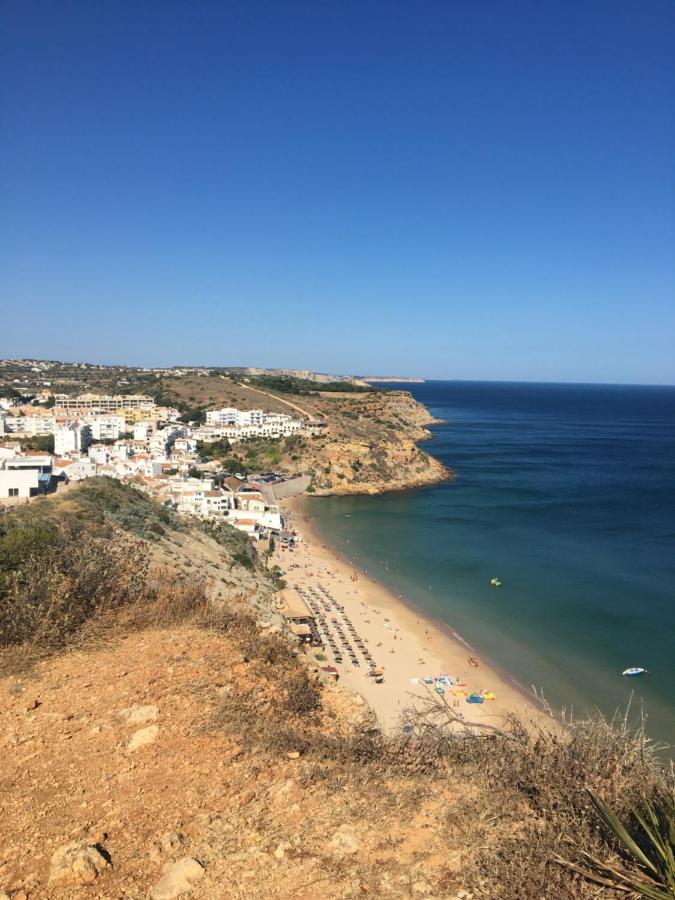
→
(244, 374, 371, 394)
(0, 478, 273, 671)
(0, 480, 672, 897)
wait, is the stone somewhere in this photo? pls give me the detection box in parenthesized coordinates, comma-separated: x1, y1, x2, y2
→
(273, 841, 292, 860)
(329, 825, 359, 856)
(286, 751, 300, 759)
(122, 704, 159, 725)
(128, 725, 159, 752)
(150, 858, 205, 899)
(150, 831, 185, 862)
(48, 840, 109, 886)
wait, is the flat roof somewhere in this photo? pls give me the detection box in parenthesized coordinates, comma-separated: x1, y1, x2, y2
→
(279, 590, 313, 620)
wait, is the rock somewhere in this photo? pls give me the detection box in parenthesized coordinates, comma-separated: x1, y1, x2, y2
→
(273, 841, 292, 860)
(122, 704, 159, 724)
(329, 825, 359, 856)
(48, 840, 109, 886)
(286, 751, 300, 760)
(150, 831, 185, 862)
(128, 725, 159, 752)
(150, 857, 205, 899)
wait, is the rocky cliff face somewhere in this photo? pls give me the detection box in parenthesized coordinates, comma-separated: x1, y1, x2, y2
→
(292, 390, 451, 496)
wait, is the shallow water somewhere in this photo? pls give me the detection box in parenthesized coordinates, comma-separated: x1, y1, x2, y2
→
(310, 381, 675, 747)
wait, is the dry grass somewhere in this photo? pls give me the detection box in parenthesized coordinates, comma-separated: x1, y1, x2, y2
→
(209, 640, 673, 898)
(1, 491, 672, 898)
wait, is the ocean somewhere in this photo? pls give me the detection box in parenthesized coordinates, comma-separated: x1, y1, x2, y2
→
(310, 381, 675, 747)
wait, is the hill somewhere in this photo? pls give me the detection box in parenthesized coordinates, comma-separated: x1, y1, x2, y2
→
(151, 373, 450, 495)
(1, 480, 673, 899)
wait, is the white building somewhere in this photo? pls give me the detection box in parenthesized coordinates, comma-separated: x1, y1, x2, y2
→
(0, 415, 57, 436)
(53, 458, 97, 481)
(203, 407, 304, 440)
(0, 468, 40, 499)
(0, 454, 53, 499)
(54, 424, 92, 456)
(85, 415, 125, 442)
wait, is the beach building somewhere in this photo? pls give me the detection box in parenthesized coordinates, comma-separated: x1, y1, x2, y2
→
(277, 590, 320, 646)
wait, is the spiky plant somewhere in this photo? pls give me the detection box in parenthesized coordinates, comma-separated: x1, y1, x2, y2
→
(556, 787, 675, 898)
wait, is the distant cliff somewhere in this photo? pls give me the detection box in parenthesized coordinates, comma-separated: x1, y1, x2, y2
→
(361, 376, 426, 383)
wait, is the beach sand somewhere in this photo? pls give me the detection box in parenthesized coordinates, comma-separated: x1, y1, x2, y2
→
(275, 497, 551, 735)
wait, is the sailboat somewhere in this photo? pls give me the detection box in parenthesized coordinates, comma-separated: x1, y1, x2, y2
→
(622, 667, 648, 677)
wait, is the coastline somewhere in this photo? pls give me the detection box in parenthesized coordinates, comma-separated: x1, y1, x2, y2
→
(277, 496, 551, 734)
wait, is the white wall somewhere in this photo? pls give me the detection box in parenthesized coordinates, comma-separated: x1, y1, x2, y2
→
(0, 468, 39, 498)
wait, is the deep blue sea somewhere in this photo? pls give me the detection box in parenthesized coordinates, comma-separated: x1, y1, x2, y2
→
(310, 381, 675, 747)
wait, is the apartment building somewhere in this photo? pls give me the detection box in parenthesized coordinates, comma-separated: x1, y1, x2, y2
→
(84, 415, 126, 442)
(53, 393, 156, 412)
(0, 415, 57, 436)
(54, 424, 92, 456)
(203, 407, 304, 439)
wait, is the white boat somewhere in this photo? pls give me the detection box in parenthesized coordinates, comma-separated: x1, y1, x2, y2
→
(622, 667, 648, 677)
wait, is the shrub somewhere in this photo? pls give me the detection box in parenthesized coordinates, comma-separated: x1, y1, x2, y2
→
(0, 518, 149, 652)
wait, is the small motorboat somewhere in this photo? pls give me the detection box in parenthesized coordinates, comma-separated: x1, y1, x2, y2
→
(490, 577, 502, 587)
(622, 667, 648, 677)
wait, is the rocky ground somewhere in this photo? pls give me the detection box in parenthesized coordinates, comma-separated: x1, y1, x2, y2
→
(1, 623, 474, 900)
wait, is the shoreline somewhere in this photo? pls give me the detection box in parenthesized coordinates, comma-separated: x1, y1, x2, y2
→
(277, 496, 552, 734)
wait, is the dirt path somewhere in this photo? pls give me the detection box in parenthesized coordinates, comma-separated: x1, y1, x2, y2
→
(234, 382, 321, 419)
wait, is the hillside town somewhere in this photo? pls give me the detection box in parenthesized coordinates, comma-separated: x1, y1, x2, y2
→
(0, 391, 321, 539)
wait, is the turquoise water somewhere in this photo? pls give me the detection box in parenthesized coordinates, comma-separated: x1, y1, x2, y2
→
(309, 381, 675, 747)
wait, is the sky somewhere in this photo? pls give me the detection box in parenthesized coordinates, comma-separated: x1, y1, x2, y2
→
(1, 1, 674, 383)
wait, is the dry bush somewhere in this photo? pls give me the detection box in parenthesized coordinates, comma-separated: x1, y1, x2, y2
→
(0, 516, 211, 673)
(0, 523, 148, 651)
(213, 662, 672, 899)
(393, 701, 673, 898)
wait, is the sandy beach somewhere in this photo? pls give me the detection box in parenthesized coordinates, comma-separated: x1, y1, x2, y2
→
(275, 497, 550, 735)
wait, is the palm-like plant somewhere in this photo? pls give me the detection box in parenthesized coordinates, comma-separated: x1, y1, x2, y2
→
(556, 787, 675, 898)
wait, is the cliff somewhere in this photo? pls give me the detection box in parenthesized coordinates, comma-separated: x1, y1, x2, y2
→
(0, 480, 670, 899)
(294, 389, 451, 496)
(148, 374, 452, 497)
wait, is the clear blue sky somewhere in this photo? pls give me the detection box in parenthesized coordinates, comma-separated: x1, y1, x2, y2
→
(1, 0, 673, 382)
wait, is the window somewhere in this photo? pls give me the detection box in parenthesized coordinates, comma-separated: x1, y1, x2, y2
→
(8, 488, 19, 497)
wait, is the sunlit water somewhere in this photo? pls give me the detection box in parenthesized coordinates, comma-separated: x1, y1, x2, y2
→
(310, 381, 675, 747)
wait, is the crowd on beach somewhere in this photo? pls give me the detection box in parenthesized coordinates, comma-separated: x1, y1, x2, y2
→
(270, 501, 529, 734)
